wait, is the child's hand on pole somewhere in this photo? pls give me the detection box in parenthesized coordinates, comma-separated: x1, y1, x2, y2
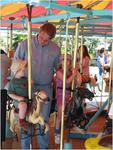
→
(72, 68, 77, 76)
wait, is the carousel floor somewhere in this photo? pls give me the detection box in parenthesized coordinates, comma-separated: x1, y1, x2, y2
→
(1, 113, 106, 150)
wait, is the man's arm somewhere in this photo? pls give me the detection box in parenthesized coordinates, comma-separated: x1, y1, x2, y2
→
(54, 48, 61, 71)
(14, 41, 27, 61)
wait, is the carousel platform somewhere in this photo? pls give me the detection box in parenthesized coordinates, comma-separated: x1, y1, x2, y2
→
(1, 112, 108, 149)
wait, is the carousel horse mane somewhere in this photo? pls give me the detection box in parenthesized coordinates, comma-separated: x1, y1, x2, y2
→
(29, 94, 39, 114)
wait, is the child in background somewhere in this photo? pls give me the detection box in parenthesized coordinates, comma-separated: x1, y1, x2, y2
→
(54, 54, 79, 144)
(8, 60, 29, 131)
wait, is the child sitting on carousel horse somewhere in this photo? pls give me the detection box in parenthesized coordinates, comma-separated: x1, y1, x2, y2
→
(8, 59, 29, 131)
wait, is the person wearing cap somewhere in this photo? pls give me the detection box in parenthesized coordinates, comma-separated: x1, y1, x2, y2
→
(8, 60, 29, 131)
(13, 23, 60, 149)
(54, 54, 78, 144)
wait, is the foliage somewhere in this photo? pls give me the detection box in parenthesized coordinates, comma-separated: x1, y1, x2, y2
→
(84, 37, 100, 59)
(0, 38, 6, 49)
(108, 43, 112, 51)
(12, 34, 27, 50)
(54, 35, 75, 54)
(107, 39, 112, 51)
(54, 36, 100, 58)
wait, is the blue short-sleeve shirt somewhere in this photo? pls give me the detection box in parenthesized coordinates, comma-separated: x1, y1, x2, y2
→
(14, 36, 61, 86)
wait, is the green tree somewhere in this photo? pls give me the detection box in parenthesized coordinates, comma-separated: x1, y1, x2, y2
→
(12, 34, 27, 50)
(54, 36, 101, 58)
(0, 38, 5, 49)
(108, 43, 112, 51)
(84, 37, 100, 59)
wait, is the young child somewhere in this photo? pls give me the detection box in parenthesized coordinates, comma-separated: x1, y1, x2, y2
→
(54, 54, 78, 144)
(8, 59, 29, 131)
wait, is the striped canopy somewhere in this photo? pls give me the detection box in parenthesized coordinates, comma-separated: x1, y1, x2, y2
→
(0, 0, 112, 36)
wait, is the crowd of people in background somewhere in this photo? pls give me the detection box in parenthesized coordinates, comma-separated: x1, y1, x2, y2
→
(96, 47, 111, 92)
(96, 47, 111, 78)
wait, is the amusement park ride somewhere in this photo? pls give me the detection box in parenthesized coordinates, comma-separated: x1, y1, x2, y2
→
(1, 0, 112, 149)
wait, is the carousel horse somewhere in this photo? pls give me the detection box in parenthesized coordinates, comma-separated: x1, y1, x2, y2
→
(9, 90, 50, 134)
(65, 87, 94, 129)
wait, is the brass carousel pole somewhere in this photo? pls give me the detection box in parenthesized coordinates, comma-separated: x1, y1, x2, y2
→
(26, 4, 33, 149)
(26, 4, 33, 101)
(60, 18, 70, 150)
(8, 17, 15, 58)
(80, 27, 84, 74)
(7, 28, 9, 55)
(71, 16, 80, 94)
(71, 3, 83, 80)
(100, 33, 107, 107)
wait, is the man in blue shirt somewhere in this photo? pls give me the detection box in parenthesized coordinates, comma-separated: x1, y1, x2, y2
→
(14, 23, 61, 149)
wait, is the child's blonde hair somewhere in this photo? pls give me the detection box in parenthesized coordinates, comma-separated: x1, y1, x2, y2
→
(59, 54, 72, 69)
(11, 59, 27, 75)
(60, 54, 72, 62)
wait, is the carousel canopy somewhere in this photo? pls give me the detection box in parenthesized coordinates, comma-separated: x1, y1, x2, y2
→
(0, 0, 112, 37)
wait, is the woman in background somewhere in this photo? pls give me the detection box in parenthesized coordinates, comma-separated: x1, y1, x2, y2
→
(76, 45, 91, 84)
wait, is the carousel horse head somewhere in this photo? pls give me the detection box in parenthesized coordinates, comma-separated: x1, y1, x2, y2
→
(28, 90, 50, 133)
(30, 90, 50, 114)
(75, 87, 94, 101)
(35, 90, 50, 104)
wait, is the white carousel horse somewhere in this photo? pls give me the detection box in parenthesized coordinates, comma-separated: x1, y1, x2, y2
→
(9, 90, 49, 134)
